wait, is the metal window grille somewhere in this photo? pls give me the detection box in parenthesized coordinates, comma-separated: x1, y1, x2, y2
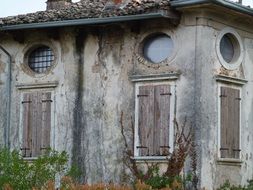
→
(28, 46, 54, 73)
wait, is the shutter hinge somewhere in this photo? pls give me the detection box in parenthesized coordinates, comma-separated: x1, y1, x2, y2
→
(235, 98, 241, 100)
(160, 93, 172, 96)
(220, 147, 229, 150)
(219, 95, 227, 98)
(20, 147, 30, 157)
(160, 146, 170, 148)
(22, 101, 32, 104)
(137, 95, 148, 97)
(136, 146, 147, 149)
(41, 100, 53, 103)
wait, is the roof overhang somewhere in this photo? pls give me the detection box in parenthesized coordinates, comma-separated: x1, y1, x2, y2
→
(0, 12, 179, 31)
(171, 0, 253, 16)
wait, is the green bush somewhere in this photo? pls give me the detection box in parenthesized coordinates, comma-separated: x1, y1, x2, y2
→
(218, 179, 253, 190)
(0, 148, 71, 190)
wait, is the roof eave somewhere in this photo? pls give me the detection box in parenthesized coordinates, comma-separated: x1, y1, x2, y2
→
(0, 12, 174, 31)
(170, 0, 253, 16)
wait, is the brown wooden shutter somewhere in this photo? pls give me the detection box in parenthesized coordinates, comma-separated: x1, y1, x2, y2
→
(22, 91, 52, 157)
(154, 85, 171, 156)
(220, 87, 240, 158)
(40, 92, 52, 153)
(22, 93, 33, 157)
(138, 85, 154, 156)
(32, 92, 41, 157)
(137, 84, 171, 156)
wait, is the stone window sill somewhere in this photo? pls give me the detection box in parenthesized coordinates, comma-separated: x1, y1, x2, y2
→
(132, 156, 170, 163)
(217, 158, 243, 166)
(23, 157, 38, 162)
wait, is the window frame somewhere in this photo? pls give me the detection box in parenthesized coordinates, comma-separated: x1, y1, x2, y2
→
(136, 30, 179, 68)
(217, 84, 242, 160)
(19, 89, 55, 159)
(134, 81, 176, 159)
(21, 42, 58, 77)
(142, 33, 174, 64)
(216, 27, 244, 70)
(28, 46, 55, 74)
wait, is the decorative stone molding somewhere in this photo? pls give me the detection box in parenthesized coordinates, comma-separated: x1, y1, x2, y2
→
(130, 72, 180, 82)
(215, 74, 247, 86)
(16, 81, 59, 90)
(216, 27, 244, 70)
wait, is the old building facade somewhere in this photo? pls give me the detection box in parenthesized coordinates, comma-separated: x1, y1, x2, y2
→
(1, 0, 253, 189)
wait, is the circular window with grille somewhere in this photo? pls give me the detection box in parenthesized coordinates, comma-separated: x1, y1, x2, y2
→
(27, 46, 55, 73)
(216, 28, 244, 70)
(142, 33, 174, 64)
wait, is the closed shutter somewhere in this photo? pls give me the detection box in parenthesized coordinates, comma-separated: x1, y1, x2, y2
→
(138, 86, 154, 156)
(40, 92, 52, 153)
(154, 85, 171, 156)
(21, 92, 52, 157)
(22, 93, 33, 157)
(220, 87, 240, 158)
(137, 84, 171, 156)
(32, 92, 40, 157)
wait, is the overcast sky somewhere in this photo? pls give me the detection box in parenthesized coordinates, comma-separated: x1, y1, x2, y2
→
(0, 0, 253, 17)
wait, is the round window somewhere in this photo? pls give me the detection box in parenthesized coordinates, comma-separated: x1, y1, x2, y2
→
(28, 46, 55, 73)
(220, 33, 239, 63)
(143, 34, 173, 63)
(216, 28, 244, 70)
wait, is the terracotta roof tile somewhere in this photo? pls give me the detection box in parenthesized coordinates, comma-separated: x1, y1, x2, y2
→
(0, 0, 170, 26)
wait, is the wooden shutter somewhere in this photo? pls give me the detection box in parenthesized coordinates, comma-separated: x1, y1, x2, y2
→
(137, 84, 171, 156)
(220, 87, 240, 158)
(21, 91, 52, 157)
(154, 85, 171, 156)
(40, 92, 52, 153)
(32, 92, 41, 157)
(138, 86, 154, 156)
(22, 93, 33, 157)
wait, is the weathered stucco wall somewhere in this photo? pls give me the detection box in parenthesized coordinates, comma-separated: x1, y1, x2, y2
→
(0, 8, 253, 189)
(184, 9, 253, 189)
(0, 19, 197, 183)
(0, 48, 9, 147)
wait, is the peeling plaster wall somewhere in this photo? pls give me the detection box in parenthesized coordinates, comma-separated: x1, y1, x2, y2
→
(0, 48, 9, 147)
(1, 9, 253, 189)
(186, 10, 253, 189)
(0, 20, 198, 184)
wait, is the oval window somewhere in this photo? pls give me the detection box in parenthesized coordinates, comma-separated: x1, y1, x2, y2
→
(28, 46, 55, 73)
(143, 34, 173, 63)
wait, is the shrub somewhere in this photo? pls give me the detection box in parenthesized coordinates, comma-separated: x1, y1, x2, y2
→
(0, 148, 70, 190)
(120, 112, 197, 190)
(217, 179, 253, 190)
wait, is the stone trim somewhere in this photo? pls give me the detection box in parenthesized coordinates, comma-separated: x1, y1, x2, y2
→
(130, 72, 180, 82)
(217, 158, 243, 166)
(132, 156, 170, 163)
(215, 74, 247, 85)
(216, 27, 244, 70)
(16, 82, 59, 90)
